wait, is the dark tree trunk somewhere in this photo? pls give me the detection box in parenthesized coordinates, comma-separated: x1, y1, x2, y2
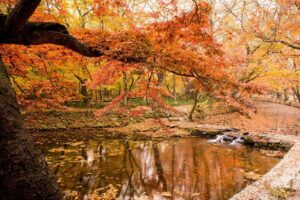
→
(292, 86, 300, 103)
(81, 84, 88, 97)
(0, 0, 101, 198)
(156, 71, 165, 87)
(189, 91, 200, 121)
(74, 74, 89, 105)
(0, 57, 62, 200)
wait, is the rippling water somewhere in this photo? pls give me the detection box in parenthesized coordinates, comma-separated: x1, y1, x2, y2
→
(34, 135, 279, 200)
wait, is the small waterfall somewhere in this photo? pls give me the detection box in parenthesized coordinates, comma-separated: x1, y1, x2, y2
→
(209, 135, 244, 145)
(209, 135, 226, 143)
(230, 136, 244, 145)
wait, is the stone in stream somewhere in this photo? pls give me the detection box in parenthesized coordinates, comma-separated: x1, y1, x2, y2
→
(168, 124, 179, 128)
(244, 171, 262, 181)
(191, 125, 238, 138)
(168, 117, 184, 122)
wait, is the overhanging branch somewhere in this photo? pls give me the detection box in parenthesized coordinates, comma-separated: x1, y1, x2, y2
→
(27, 30, 102, 57)
(0, 14, 103, 57)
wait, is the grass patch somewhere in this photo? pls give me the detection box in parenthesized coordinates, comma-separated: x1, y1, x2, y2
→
(163, 96, 193, 106)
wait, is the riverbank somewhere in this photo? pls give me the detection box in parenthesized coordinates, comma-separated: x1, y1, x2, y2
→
(30, 119, 300, 199)
(26, 101, 300, 148)
(231, 139, 300, 200)
(27, 101, 300, 199)
(25, 102, 300, 135)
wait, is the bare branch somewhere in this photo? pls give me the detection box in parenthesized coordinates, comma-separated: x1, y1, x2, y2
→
(258, 36, 300, 51)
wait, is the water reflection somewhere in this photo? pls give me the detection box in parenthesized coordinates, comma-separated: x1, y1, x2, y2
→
(36, 137, 279, 200)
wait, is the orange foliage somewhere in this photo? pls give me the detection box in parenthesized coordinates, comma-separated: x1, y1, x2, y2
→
(0, 0, 265, 113)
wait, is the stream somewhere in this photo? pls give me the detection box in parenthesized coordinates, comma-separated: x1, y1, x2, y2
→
(34, 134, 280, 200)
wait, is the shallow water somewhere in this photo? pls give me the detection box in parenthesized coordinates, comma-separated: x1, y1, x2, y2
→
(34, 135, 279, 200)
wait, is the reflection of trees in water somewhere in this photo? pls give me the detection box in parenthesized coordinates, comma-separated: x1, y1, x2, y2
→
(119, 140, 246, 200)
(153, 142, 168, 191)
(118, 141, 141, 199)
(190, 146, 245, 200)
(118, 141, 168, 199)
(45, 138, 278, 200)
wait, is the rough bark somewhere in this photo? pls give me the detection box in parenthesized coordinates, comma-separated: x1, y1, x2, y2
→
(0, 0, 103, 198)
(0, 14, 102, 57)
(0, 57, 63, 200)
(1, 0, 41, 34)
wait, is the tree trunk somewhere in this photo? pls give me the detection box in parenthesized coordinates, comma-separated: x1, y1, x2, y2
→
(189, 92, 200, 121)
(145, 72, 153, 104)
(74, 75, 89, 105)
(0, 57, 62, 200)
(122, 72, 129, 106)
(99, 87, 103, 106)
(81, 83, 88, 105)
(156, 71, 165, 87)
(283, 88, 289, 102)
(292, 86, 300, 103)
(172, 74, 177, 102)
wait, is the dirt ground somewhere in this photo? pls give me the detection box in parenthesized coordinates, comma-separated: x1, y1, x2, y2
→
(25, 101, 300, 138)
(100, 101, 300, 138)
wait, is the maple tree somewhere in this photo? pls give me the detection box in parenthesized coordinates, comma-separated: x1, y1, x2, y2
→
(210, 0, 300, 103)
(0, 0, 299, 199)
(2, 0, 297, 113)
(1, 0, 263, 113)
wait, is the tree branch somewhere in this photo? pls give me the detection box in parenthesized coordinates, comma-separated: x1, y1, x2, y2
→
(2, 0, 41, 34)
(27, 30, 102, 57)
(0, 15, 102, 57)
(258, 36, 300, 51)
(274, 40, 300, 50)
